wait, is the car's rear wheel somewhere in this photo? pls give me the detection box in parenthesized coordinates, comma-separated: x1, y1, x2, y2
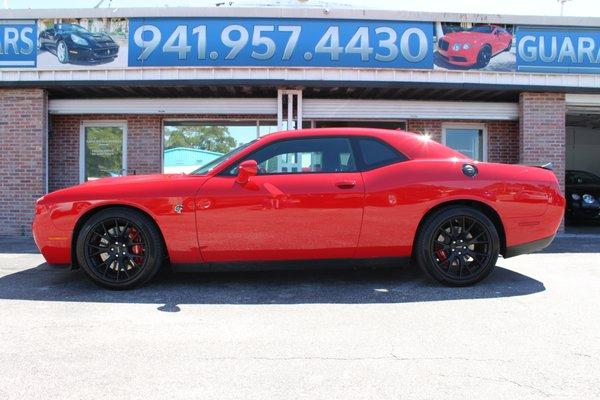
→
(475, 46, 492, 68)
(75, 208, 164, 290)
(57, 40, 69, 64)
(414, 206, 499, 286)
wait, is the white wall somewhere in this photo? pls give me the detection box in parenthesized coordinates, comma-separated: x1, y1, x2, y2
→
(566, 126, 600, 177)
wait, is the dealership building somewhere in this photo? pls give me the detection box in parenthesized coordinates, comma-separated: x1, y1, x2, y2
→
(2, 6, 600, 236)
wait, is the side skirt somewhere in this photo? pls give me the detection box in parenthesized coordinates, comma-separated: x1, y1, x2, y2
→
(171, 257, 411, 273)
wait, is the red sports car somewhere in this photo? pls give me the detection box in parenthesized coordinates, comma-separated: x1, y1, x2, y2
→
(437, 25, 513, 68)
(33, 128, 564, 289)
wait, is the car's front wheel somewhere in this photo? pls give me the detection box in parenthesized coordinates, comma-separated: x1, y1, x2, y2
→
(414, 206, 499, 286)
(56, 40, 69, 63)
(75, 207, 164, 289)
(475, 46, 492, 68)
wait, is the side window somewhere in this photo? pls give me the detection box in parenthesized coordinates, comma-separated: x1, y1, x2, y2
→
(228, 137, 357, 175)
(356, 138, 407, 169)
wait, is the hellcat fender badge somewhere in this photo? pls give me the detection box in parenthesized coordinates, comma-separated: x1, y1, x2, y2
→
(174, 204, 184, 214)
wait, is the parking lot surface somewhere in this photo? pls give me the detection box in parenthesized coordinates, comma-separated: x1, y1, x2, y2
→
(0, 236, 599, 400)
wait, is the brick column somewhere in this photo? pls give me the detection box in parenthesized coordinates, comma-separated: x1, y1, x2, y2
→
(0, 88, 48, 236)
(518, 92, 566, 193)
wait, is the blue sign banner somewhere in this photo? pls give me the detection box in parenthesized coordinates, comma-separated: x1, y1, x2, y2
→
(516, 26, 600, 74)
(128, 18, 433, 69)
(0, 21, 37, 68)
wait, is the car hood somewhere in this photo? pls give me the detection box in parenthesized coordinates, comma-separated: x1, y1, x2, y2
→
(78, 32, 115, 44)
(40, 174, 210, 204)
(566, 184, 600, 195)
(441, 31, 485, 43)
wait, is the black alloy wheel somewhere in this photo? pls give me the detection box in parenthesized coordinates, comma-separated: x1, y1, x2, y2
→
(76, 208, 164, 289)
(415, 206, 499, 286)
(57, 40, 69, 64)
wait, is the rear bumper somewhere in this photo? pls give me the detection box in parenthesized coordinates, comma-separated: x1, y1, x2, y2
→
(504, 234, 555, 258)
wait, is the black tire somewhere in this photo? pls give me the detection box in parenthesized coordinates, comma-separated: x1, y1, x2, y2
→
(475, 45, 492, 68)
(414, 206, 499, 286)
(75, 207, 164, 290)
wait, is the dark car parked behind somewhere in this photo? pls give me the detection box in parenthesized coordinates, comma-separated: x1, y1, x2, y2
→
(38, 23, 119, 64)
(565, 170, 600, 222)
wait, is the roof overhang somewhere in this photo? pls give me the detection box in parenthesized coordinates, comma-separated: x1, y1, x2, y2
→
(3, 66, 600, 92)
(2, 7, 600, 27)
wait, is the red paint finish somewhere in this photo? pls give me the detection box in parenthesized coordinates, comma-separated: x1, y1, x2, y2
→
(196, 172, 364, 261)
(438, 25, 512, 67)
(33, 128, 564, 267)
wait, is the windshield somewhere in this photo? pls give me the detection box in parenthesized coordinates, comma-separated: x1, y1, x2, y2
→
(190, 139, 257, 175)
(56, 24, 89, 33)
(467, 26, 493, 33)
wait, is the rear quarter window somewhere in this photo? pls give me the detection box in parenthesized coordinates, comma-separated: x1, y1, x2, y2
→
(356, 138, 408, 170)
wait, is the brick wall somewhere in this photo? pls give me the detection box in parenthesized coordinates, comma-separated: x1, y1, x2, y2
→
(518, 93, 566, 192)
(49, 114, 273, 191)
(408, 119, 519, 164)
(0, 88, 47, 236)
(487, 120, 519, 164)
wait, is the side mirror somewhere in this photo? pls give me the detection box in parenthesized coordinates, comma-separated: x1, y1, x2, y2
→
(236, 160, 258, 185)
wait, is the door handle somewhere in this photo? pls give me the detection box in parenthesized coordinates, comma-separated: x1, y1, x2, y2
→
(335, 180, 356, 189)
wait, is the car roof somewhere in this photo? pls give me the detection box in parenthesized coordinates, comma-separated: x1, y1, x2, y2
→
(208, 127, 468, 175)
(255, 127, 467, 160)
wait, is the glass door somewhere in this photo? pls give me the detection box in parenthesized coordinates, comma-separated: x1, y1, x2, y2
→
(80, 122, 127, 182)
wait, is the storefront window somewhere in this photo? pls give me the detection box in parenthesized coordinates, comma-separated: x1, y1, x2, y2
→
(163, 121, 276, 173)
(443, 126, 486, 161)
(81, 123, 126, 182)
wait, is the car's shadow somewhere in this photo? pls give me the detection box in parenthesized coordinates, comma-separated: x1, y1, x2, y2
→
(0, 261, 545, 309)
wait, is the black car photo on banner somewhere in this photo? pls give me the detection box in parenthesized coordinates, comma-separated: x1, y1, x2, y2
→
(37, 18, 128, 68)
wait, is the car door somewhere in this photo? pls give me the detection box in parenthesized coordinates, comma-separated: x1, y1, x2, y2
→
(196, 136, 365, 262)
(41, 28, 56, 51)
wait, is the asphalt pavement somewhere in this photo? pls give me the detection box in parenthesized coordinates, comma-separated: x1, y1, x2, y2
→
(0, 235, 599, 400)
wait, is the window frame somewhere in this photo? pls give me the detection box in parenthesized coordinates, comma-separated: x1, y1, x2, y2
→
(441, 123, 488, 162)
(219, 135, 409, 176)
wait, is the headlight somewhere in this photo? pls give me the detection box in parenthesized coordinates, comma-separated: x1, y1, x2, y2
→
(70, 34, 88, 46)
(463, 43, 471, 49)
(582, 194, 595, 204)
(452, 43, 461, 51)
(571, 193, 581, 201)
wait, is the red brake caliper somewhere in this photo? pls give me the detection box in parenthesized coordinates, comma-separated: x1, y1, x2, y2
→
(128, 228, 143, 264)
(435, 249, 447, 261)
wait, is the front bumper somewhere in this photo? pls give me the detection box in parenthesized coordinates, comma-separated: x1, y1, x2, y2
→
(68, 43, 119, 62)
(437, 48, 477, 66)
(32, 204, 71, 266)
(567, 201, 600, 220)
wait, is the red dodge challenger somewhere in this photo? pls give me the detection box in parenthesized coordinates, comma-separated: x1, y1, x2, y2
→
(437, 25, 513, 68)
(33, 128, 564, 289)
